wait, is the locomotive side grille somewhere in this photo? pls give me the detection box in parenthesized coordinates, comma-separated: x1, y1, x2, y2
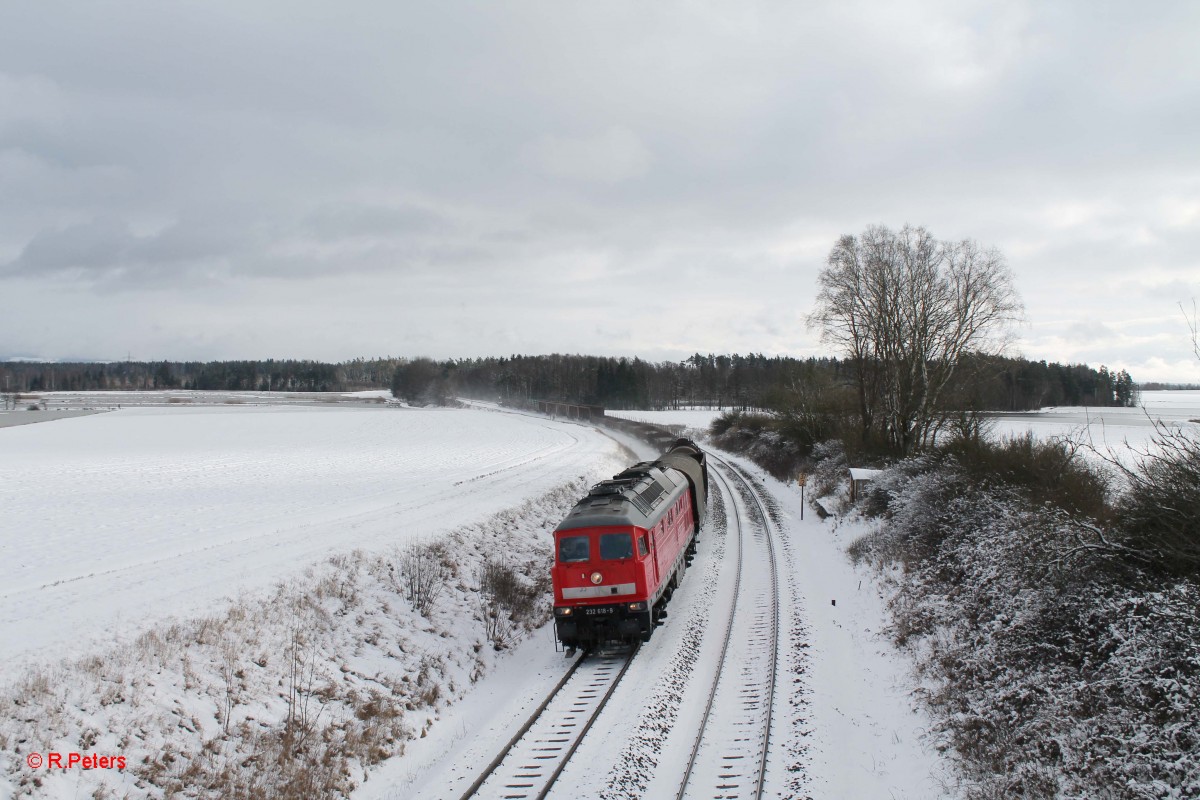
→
(637, 479, 665, 506)
(627, 492, 653, 516)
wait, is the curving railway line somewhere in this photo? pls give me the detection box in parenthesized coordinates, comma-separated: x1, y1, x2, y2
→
(452, 447, 786, 800)
(674, 454, 783, 800)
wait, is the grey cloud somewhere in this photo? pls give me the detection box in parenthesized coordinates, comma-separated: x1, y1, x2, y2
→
(301, 203, 454, 241)
(10, 219, 133, 273)
(1, 1, 1199, 381)
(1141, 281, 1200, 303)
(1065, 320, 1117, 342)
(524, 128, 653, 184)
(6, 217, 249, 284)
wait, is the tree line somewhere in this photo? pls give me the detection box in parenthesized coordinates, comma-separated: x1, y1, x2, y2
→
(389, 351, 1136, 413)
(1, 349, 1134, 420)
(0, 357, 404, 394)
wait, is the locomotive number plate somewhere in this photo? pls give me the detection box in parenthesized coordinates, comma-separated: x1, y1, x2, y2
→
(582, 607, 614, 615)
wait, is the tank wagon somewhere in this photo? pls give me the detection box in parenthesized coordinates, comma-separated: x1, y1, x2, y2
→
(552, 439, 708, 649)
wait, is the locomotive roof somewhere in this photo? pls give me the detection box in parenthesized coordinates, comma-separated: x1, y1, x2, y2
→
(555, 462, 689, 532)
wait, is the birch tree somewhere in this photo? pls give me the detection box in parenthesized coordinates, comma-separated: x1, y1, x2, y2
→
(809, 224, 1022, 454)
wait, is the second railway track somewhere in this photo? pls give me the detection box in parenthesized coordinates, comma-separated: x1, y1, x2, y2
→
(677, 453, 783, 800)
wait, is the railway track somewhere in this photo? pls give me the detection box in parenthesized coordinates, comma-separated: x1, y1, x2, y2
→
(454, 444, 782, 800)
(458, 644, 639, 800)
(676, 453, 782, 800)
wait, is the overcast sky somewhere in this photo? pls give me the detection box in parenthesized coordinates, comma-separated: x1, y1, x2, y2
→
(2, 1, 1198, 381)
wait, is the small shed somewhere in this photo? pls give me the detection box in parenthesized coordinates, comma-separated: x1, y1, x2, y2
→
(848, 467, 883, 504)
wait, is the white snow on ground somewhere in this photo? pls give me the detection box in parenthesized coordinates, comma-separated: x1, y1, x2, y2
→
(988, 390, 1200, 456)
(606, 408, 725, 436)
(357, 412, 952, 800)
(1, 401, 639, 800)
(24, 394, 1198, 798)
(7, 389, 400, 410)
(764, 481, 953, 799)
(354, 627, 579, 800)
(0, 404, 621, 679)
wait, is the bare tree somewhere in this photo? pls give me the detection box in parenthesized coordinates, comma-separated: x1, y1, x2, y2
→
(809, 224, 1023, 454)
(393, 541, 451, 615)
(1183, 299, 1200, 363)
(283, 596, 328, 753)
(476, 558, 538, 649)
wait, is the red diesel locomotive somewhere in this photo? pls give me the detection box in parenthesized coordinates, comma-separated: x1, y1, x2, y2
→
(552, 440, 708, 649)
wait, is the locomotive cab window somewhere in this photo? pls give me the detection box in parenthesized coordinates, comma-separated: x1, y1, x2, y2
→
(637, 536, 648, 557)
(558, 535, 590, 563)
(599, 532, 633, 561)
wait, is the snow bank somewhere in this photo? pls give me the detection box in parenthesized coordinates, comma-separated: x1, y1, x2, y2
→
(849, 457, 1200, 799)
(0, 405, 617, 676)
(0, 467, 628, 799)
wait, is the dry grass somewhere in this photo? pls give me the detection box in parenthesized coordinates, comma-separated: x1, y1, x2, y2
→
(0, 475, 597, 799)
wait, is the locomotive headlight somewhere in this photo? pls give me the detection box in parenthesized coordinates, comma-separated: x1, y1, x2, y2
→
(555, 607, 573, 617)
(590, 571, 603, 585)
(627, 602, 646, 612)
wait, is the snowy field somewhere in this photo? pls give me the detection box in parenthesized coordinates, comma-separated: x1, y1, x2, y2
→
(0, 403, 622, 678)
(1, 398, 953, 799)
(6, 388, 398, 412)
(988, 389, 1200, 455)
(610, 392, 1200, 457)
(6, 392, 1194, 798)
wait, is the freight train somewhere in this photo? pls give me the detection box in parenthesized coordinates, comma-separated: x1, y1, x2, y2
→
(551, 440, 708, 650)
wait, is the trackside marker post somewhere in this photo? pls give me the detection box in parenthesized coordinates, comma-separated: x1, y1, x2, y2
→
(797, 472, 807, 520)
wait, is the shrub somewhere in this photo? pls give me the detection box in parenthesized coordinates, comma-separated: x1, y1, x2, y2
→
(805, 438, 847, 498)
(394, 541, 451, 615)
(709, 411, 810, 481)
(710, 410, 742, 437)
(850, 450, 1200, 799)
(1110, 422, 1200, 579)
(941, 432, 1111, 521)
(476, 559, 541, 649)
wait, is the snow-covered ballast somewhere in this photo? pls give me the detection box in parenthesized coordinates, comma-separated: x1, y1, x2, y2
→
(552, 440, 707, 648)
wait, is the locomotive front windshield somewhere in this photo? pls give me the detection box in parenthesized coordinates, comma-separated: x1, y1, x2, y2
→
(558, 535, 590, 563)
(599, 532, 633, 560)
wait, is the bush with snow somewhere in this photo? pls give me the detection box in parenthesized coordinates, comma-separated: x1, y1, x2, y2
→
(709, 411, 811, 481)
(850, 436, 1200, 799)
(1108, 420, 1200, 580)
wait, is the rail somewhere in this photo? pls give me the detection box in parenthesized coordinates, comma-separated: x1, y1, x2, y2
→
(458, 644, 640, 800)
(675, 452, 781, 799)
